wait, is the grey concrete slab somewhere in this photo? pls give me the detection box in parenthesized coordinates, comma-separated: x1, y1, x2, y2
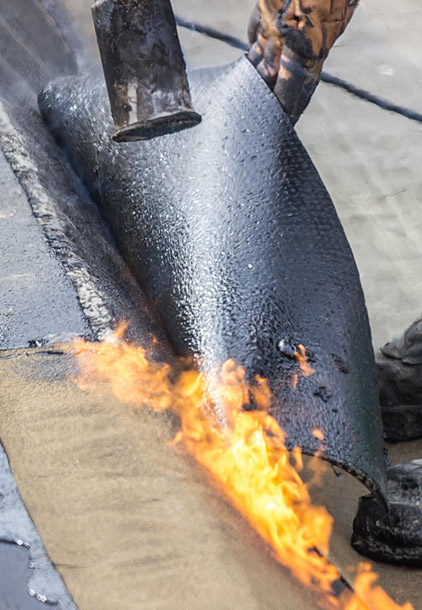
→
(0, 147, 88, 348)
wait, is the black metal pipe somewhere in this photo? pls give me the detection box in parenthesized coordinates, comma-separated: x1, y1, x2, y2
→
(91, 0, 201, 142)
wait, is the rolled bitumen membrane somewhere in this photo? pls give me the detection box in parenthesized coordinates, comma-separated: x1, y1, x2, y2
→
(378, 320, 422, 442)
(39, 56, 387, 502)
(352, 460, 422, 566)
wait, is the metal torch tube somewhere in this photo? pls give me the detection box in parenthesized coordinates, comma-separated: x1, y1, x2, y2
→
(91, 0, 201, 142)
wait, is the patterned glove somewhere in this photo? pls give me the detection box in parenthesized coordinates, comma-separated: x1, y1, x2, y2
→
(248, 0, 359, 123)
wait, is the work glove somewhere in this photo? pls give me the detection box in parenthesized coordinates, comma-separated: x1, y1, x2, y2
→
(248, 0, 359, 123)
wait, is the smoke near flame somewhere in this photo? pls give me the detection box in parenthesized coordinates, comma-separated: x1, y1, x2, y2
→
(73, 326, 413, 610)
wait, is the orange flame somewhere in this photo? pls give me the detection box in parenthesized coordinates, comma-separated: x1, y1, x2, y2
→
(295, 343, 316, 377)
(72, 327, 413, 610)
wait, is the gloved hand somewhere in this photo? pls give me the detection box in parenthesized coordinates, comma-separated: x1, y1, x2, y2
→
(248, 0, 359, 123)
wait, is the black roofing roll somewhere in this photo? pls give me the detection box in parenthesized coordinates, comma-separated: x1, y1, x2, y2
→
(39, 56, 387, 502)
(352, 460, 422, 566)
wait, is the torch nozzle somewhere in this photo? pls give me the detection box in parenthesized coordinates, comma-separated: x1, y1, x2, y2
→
(92, 0, 201, 142)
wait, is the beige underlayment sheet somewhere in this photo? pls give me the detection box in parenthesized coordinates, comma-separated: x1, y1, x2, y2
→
(0, 348, 316, 610)
(1, 348, 421, 609)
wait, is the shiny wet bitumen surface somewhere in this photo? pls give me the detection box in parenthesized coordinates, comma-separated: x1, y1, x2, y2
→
(39, 57, 386, 500)
(65, 0, 422, 351)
